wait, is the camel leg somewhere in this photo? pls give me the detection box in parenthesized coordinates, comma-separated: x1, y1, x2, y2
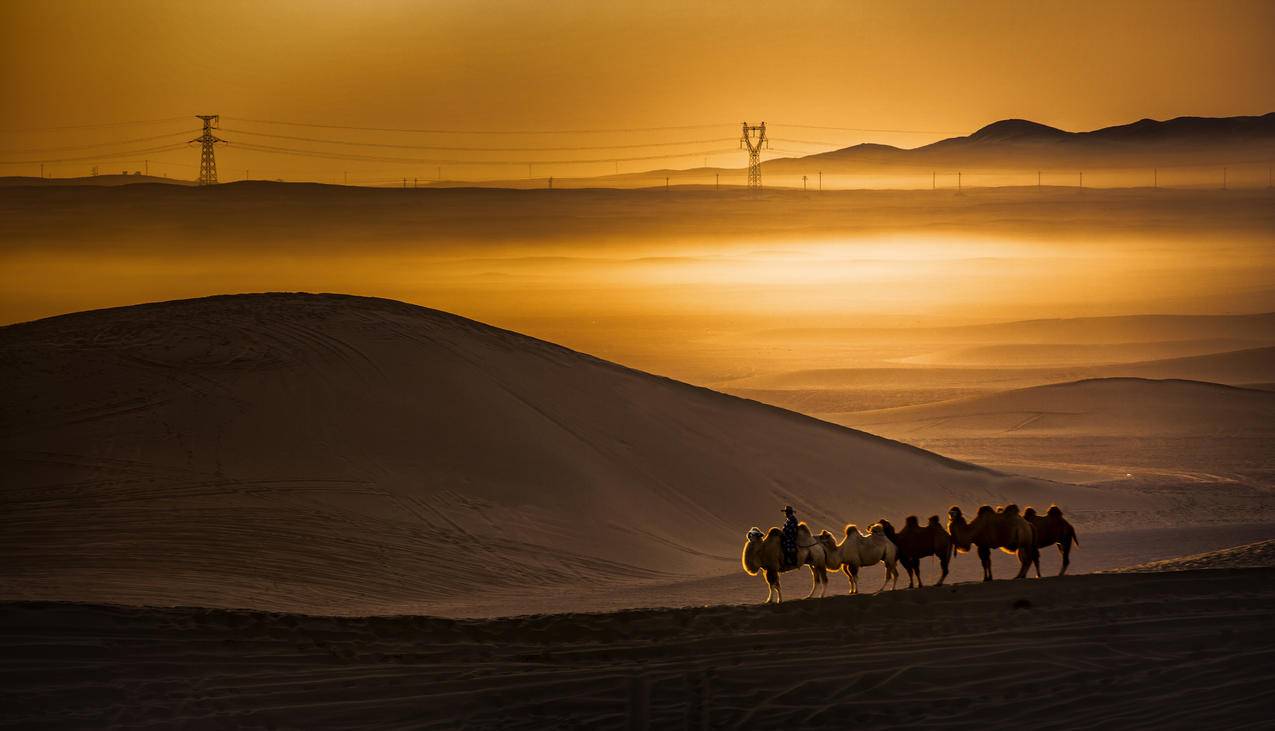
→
(890, 560, 899, 591)
(1014, 548, 1032, 579)
(1059, 541, 1071, 576)
(805, 566, 819, 599)
(764, 568, 779, 604)
(820, 566, 830, 598)
(978, 545, 992, 581)
(875, 562, 892, 594)
(936, 553, 949, 586)
(846, 565, 859, 595)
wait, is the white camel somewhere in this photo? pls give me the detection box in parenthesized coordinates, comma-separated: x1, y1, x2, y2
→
(828, 523, 900, 594)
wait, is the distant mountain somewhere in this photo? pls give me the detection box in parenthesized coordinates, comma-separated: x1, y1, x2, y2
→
(768, 113, 1275, 173)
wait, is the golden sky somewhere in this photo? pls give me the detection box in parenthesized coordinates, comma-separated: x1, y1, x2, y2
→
(2, 0, 1273, 182)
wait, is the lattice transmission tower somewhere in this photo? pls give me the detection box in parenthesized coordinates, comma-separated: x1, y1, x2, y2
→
(191, 115, 225, 185)
(740, 121, 768, 190)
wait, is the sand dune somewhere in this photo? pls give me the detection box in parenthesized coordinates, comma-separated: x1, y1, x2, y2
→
(898, 338, 1264, 366)
(1109, 538, 1275, 573)
(4, 566, 1273, 729)
(1, 293, 1129, 616)
(832, 378, 1275, 437)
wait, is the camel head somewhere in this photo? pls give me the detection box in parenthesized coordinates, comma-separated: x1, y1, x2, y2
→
(905, 515, 921, 528)
(877, 518, 895, 539)
(868, 523, 885, 536)
(948, 507, 973, 551)
(741, 527, 765, 576)
(1046, 505, 1064, 519)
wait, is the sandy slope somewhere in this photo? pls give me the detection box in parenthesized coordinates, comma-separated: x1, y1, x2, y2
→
(1109, 538, 1275, 572)
(3, 567, 1273, 730)
(831, 378, 1275, 437)
(1, 293, 1128, 616)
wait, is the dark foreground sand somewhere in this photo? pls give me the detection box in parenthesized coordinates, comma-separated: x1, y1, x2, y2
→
(3, 565, 1273, 730)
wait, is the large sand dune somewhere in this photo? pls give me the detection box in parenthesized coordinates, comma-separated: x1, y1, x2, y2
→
(1, 293, 1127, 616)
(4, 566, 1272, 729)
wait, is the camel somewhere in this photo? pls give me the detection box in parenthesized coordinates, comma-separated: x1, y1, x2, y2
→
(741, 523, 840, 604)
(1023, 505, 1079, 577)
(827, 523, 899, 594)
(879, 515, 952, 588)
(947, 504, 1038, 581)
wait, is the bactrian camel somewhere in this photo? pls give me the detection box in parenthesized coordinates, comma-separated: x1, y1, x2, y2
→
(947, 504, 1038, 581)
(741, 523, 840, 604)
(828, 523, 899, 594)
(879, 515, 952, 588)
(1023, 505, 1079, 577)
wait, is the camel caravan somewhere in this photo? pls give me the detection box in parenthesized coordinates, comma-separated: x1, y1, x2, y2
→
(741, 503, 1078, 604)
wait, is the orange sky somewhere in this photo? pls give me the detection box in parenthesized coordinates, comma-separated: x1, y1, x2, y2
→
(2, 0, 1273, 182)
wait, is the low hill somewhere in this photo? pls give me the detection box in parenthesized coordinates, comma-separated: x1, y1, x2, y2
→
(0, 174, 193, 187)
(832, 378, 1275, 437)
(0, 293, 1121, 615)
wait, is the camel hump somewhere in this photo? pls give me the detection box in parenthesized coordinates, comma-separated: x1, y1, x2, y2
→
(1001, 504, 1021, 516)
(1023, 507, 1038, 519)
(905, 515, 921, 527)
(765, 527, 783, 540)
(868, 523, 885, 535)
(926, 515, 941, 526)
(844, 524, 859, 537)
(1047, 505, 1064, 518)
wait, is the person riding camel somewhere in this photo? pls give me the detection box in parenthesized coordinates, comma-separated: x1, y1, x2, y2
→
(780, 505, 799, 568)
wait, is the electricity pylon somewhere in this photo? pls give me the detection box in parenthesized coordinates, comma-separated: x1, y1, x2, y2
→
(740, 122, 767, 190)
(191, 115, 224, 185)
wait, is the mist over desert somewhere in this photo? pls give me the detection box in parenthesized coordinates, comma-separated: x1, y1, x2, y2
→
(3, 1, 1275, 728)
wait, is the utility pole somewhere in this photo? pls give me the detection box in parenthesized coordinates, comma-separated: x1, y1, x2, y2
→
(715, 172, 719, 190)
(957, 171, 962, 192)
(665, 176, 669, 191)
(740, 121, 767, 190)
(1079, 171, 1083, 189)
(191, 115, 224, 185)
(1154, 167, 1158, 189)
(548, 176, 553, 190)
(932, 171, 936, 190)
(802, 175, 807, 191)
(1037, 170, 1041, 189)
(818, 171, 822, 191)
(414, 177, 418, 189)
(1222, 167, 1227, 190)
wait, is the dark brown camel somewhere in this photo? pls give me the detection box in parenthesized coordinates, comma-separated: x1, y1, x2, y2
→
(947, 504, 1038, 581)
(1023, 505, 1079, 577)
(879, 516, 952, 588)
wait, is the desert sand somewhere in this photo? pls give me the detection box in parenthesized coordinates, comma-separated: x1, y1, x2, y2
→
(4, 293, 1149, 618)
(4, 557, 1273, 729)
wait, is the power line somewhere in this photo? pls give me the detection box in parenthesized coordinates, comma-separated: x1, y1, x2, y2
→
(222, 116, 734, 135)
(770, 122, 957, 135)
(228, 141, 741, 167)
(0, 143, 191, 165)
(218, 127, 737, 152)
(0, 130, 192, 155)
(0, 116, 191, 133)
